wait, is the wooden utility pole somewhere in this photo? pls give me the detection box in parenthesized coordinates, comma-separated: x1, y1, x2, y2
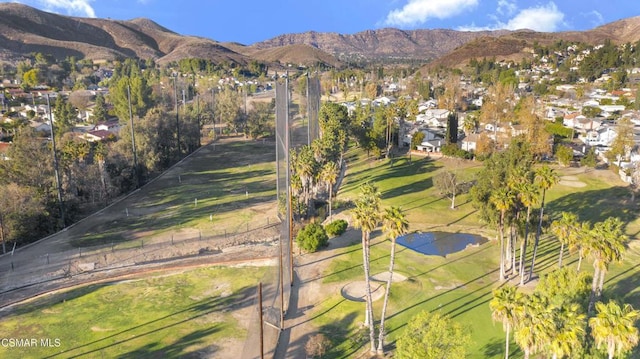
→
(127, 84, 139, 188)
(46, 94, 66, 229)
(174, 76, 181, 157)
(258, 282, 264, 359)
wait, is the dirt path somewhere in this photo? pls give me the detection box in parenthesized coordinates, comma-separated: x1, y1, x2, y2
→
(274, 226, 361, 359)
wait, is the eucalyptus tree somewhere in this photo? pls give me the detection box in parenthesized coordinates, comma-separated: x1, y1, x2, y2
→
(377, 206, 409, 355)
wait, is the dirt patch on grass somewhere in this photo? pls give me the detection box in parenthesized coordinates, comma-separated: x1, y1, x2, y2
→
(341, 281, 386, 302)
(559, 180, 587, 188)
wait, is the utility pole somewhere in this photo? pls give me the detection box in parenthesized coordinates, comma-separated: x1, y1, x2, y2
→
(127, 84, 139, 188)
(174, 76, 181, 157)
(46, 94, 66, 229)
(196, 95, 201, 147)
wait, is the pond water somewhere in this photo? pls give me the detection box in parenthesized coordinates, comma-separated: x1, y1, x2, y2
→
(396, 232, 488, 257)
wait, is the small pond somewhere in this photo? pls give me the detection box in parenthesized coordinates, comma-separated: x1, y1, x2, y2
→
(396, 232, 488, 257)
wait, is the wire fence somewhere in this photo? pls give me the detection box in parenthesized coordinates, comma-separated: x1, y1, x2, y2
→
(0, 217, 281, 302)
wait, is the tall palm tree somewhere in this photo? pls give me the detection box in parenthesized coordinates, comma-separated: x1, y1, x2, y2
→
(587, 217, 627, 313)
(571, 221, 591, 272)
(376, 206, 409, 355)
(491, 188, 515, 281)
(490, 285, 523, 359)
(518, 182, 539, 285)
(589, 300, 640, 359)
(319, 161, 339, 221)
(550, 212, 579, 268)
(351, 182, 381, 353)
(528, 165, 559, 281)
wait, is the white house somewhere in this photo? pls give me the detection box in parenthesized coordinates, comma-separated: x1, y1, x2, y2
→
(582, 127, 617, 146)
(461, 133, 480, 152)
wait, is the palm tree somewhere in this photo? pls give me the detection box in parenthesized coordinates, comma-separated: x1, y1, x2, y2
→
(590, 300, 640, 359)
(490, 285, 523, 359)
(376, 206, 409, 355)
(319, 161, 339, 221)
(550, 212, 579, 268)
(515, 293, 552, 359)
(587, 217, 627, 313)
(518, 182, 539, 285)
(491, 187, 515, 281)
(528, 165, 559, 281)
(571, 221, 591, 272)
(546, 303, 585, 359)
(351, 182, 381, 353)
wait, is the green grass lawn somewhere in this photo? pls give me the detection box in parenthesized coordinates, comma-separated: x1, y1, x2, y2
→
(71, 140, 278, 248)
(0, 266, 268, 359)
(315, 149, 640, 358)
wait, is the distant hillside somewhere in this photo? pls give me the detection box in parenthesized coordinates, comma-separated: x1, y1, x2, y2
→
(252, 28, 510, 63)
(247, 44, 342, 68)
(426, 17, 640, 69)
(0, 3, 248, 65)
(1, 3, 640, 70)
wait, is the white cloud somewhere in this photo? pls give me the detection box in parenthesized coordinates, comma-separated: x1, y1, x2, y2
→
(503, 2, 564, 31)
(581, 10, 604, 27)
(496, 0, 516, 16)
(459, 1, 565, 32)
(12, 0, 96, 17)
(384, 0, 479, 27)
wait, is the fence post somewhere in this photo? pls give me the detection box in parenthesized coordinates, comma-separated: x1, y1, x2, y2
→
(79, 248, 82, 257)
(11, 262, 14, 271)
(46, 253, 50, 265)
(141, 240, 144, 248)
(171, 235, 174, 245)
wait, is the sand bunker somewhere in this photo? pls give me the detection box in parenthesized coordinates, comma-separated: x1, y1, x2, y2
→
(371, 272, 408, 283)
(341, 281, 386, 302)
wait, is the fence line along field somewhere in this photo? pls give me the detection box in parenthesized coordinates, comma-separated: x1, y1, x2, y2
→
(0, 136, 280, 308)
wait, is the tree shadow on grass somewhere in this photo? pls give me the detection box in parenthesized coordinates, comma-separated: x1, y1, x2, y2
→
(547, 186, 639, 225)
(115, 327, 221, 359)
(604, 261, 640, 308)
(40, 285, 256, 358)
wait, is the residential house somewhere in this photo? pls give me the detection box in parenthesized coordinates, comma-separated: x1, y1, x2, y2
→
(416, 139, 443, 153)
(581, 127, 616, 146)
(95, 120, 122, 134)
(29, 120, 51, 136)
(81, 130, 113, 142)
(461, 133, 480, 152)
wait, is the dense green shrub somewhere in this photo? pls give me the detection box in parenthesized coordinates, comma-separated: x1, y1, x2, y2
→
(325, 219, 348, 237)
(296, 223, 329, 253)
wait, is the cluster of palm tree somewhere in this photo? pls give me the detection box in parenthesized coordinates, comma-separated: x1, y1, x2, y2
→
(289, 144, 340, 219)
(487, 161, 559, 284)
(491, 213, 633, 358)
(492, 283, 639, 359)
(550, 214, 628, 311)
(351, 182, 409, 355)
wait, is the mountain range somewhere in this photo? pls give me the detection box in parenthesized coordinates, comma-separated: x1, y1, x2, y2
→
(1, 3, 640, 69)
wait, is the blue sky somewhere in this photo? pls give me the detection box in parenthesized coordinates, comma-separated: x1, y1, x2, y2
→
(2, 0, 637, 45)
